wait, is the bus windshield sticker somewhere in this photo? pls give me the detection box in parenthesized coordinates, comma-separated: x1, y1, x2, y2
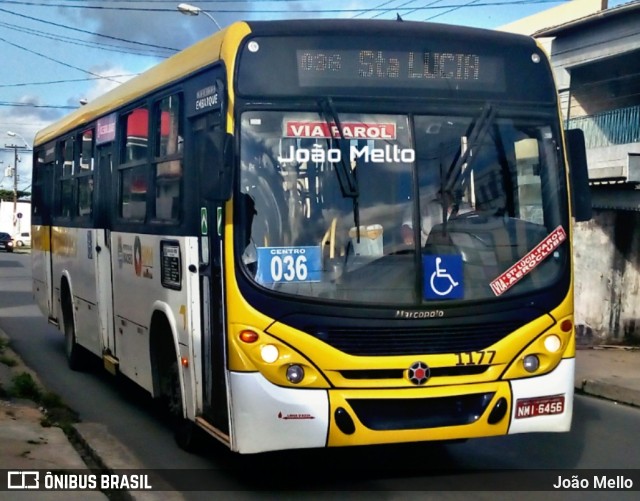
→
(423, 255, 464, 300)
(490, 225, 566, 297)
(284, 121, 396, 140)
(256, 246, 322, 284)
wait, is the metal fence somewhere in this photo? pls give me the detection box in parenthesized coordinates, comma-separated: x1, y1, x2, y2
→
(567, 104, 640, 149)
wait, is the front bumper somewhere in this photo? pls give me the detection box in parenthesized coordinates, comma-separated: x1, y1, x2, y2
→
(227, 358, 574, 454)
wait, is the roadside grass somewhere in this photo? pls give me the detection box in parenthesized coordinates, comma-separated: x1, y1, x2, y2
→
(0, 337, 18, 368)
(5, 371, 79, 433)
(0, 335, 80, 433)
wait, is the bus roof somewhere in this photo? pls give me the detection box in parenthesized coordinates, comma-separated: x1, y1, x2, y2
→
(34, 19, 536, 147)
(34, 21, 251, 147)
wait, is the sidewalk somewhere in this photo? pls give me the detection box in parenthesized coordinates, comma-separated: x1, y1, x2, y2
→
(1, 326, 639, 496)
(574, 344, 640, 407)
(0, 330, 181, 500)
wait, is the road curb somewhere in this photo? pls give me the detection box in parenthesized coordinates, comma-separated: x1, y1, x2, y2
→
(72, 423, 185, 500)
(577, 378, 640, 408)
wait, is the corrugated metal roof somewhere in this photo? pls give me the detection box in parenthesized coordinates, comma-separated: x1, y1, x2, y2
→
(591, 186, 640, 211)
(534, 0, 640, 37)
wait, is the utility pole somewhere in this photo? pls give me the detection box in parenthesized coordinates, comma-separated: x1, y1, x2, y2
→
(5, 143, 20, 225)
(4, 132, 31, 231)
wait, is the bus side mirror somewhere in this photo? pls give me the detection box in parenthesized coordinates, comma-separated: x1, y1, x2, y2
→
(565, 128, 592, 222)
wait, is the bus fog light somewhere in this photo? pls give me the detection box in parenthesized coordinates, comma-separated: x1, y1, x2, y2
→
(523, 355, 540, 373)
(286, 364, 305, 384)
(544, 334, 562, 353)
(261, 344, 279, 363)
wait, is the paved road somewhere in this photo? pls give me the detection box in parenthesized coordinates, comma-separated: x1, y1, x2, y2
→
(1, 251, 640, 498)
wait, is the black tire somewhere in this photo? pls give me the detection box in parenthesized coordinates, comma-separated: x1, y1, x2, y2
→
(164, 358, 201, 452)
(62, 292, 86, 371)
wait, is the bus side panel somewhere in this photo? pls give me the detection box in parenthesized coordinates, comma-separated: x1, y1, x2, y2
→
(51, 226, 102, 357)
(73, 227, 103, 357)
(110, 232, 196, 396)
(228, 372, 329, 454)
(31, 224, 53, 318)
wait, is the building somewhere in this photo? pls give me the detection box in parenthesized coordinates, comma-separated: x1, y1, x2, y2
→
(503, 0, 640, 344)
(0, 200, 31, 239)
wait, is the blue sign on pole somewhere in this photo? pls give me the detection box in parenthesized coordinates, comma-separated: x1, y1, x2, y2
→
(423, 255, 464, 300)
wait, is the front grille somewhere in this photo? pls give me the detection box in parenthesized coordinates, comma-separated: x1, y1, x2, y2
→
(316, 320, 523, 356)
(348, 392, 495, 431)
(339, 365, 489, 380)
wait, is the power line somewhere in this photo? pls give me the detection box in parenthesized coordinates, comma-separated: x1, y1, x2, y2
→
(352, 0, 399, 19)
(425, 0, 483, 21)
(0, 101, 77, 110)
(0, 21, 172, 57)
(0, 7, 178, 53)
(0, 0, 572, 14)
(0, 75, 137, 89)
(0, 35, 126, 83)
(403, 0, 447, 19)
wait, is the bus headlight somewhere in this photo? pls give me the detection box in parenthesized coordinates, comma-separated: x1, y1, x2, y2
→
(261, 344, 279, 363)
(544, 334, 562, 353)
(523, 354, 540, 373)
(231, 324, 330, 388)
(286, 364, 305, 384)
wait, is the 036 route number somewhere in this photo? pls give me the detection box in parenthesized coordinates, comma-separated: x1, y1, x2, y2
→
(270, 255, 308, 282)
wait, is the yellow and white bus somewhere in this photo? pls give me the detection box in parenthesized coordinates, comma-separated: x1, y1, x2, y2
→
(31, 19, 591, 454)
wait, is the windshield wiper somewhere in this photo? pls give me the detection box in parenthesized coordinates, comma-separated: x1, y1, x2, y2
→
(445, 103, 496, 194)
(319, 97, 361, 240)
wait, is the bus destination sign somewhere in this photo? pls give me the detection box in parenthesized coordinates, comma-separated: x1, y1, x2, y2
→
(296, 49, 505, 91)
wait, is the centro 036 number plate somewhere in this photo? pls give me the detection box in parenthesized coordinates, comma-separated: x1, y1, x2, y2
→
(515, 395, 565, 419)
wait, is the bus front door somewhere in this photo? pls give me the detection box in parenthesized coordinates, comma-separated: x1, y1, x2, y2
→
(191, 110, 229, 434)
(95, 144, 116, 365)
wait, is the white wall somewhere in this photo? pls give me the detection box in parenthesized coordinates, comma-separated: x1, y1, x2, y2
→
(0, 200, 31, 235)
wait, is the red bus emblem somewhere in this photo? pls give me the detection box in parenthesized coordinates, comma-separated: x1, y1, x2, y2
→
(408, 361, 430, 385)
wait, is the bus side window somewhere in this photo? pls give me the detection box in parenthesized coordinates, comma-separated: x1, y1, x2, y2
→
(77, 129, 95, 218)
(119, 107, 150, 221)
(57, 137, 75, 218)
(33, 145, 55, 224)
(153, 94, 183, 222)
(191, 111, 224, 200)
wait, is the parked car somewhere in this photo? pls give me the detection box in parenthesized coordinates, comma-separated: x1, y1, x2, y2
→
(0, 232, 14, 253)
(12, 231, 31, 247)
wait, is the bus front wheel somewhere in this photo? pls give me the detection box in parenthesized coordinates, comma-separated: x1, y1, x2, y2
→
(62, 288, 87, 371)
(160, 349, 200, 452)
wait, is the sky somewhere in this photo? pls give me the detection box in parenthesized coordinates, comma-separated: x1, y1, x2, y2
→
(0, 0, 630, 194)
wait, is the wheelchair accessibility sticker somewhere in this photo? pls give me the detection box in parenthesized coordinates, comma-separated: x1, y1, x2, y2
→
(423, 255, 464, 300)
(256, 246, 322, 284)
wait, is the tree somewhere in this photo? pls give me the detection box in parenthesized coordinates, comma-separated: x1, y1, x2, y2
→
(0, 189, 31, 201)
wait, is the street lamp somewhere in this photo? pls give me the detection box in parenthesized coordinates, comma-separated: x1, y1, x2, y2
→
(5, 131, 31, 229)
(177, 3, 222, 30)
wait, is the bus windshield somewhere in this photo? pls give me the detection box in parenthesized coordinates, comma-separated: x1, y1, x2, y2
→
(238, 107, 568, 305)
